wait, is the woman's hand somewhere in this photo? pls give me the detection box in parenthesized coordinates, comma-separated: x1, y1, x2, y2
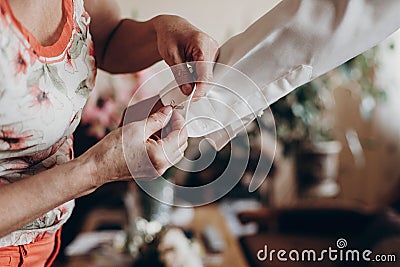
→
(152, 15, 219, 98)
(81, 106, 188, 188)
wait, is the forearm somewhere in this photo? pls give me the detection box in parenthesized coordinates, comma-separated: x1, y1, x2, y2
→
(0, 155, 96, 237)
(98, 18, 162, 74)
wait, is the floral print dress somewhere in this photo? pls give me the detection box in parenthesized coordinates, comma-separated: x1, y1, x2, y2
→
(0, 0, 96, 247)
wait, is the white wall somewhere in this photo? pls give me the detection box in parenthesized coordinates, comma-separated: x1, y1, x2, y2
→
(118, 0, 281, 43)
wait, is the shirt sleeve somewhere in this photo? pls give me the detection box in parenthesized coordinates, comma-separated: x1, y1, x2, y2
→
(160, 0, 400, 150)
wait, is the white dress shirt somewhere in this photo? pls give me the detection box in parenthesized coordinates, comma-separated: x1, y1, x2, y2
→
(160, 0, 400, 150)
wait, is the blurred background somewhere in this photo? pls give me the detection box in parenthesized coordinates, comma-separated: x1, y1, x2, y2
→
(56, 1, 400, 266)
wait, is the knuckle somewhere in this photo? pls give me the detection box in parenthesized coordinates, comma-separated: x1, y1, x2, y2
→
(192, 31, 206, 40)
(149, 113, 166, 127)
(199, 71, 213, 81)
(166, 47, 180, 64)
(193, 32, 218, 51)
(192, 48, 204, 61)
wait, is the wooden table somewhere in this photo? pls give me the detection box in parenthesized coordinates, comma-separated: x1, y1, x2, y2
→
(57, 204, 248, 267)
(190, 204, 249, 267)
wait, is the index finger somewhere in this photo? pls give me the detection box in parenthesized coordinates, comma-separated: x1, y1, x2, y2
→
(192, 48, 219, 99)
(161, 110, 187, 146)
(169, 110, 186, 132)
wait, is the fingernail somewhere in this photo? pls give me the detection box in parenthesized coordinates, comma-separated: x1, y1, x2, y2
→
(162, 106, 172, 115)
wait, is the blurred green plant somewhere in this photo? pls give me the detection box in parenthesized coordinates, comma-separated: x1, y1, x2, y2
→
(270, 45, 390, 155)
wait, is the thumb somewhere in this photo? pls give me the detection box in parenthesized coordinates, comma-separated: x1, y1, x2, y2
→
(144, 106, 173, 138)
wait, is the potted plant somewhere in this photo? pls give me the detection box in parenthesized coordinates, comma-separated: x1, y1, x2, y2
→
(270, 47, 387, 198)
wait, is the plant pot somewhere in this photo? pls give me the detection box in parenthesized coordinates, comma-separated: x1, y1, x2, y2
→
(296, 140, 342, 198)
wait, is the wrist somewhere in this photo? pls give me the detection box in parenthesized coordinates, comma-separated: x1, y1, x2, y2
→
(151, 15, 192, 37)
(151, 15, 173, 30)
(74, 152, 101, 195)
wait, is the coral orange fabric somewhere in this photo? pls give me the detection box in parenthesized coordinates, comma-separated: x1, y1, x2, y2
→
(0, 230, 61, 267)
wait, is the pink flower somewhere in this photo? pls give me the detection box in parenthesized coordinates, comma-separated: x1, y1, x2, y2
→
(15, 50, 27, 75)
(29, 86, 51, 108)
(0, 125, 33, 150)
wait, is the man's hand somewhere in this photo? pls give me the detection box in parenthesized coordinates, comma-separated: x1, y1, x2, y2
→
(86, 1, 219, 97)
(152, 15, 219, 98)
